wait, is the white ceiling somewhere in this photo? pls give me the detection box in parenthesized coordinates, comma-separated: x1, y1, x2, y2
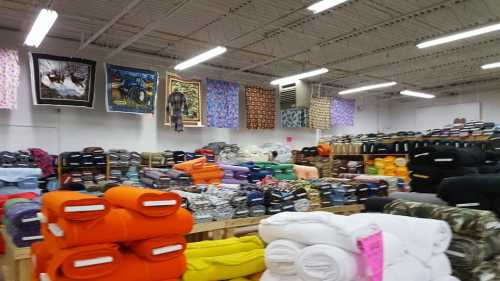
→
(1, 0, 500, 97)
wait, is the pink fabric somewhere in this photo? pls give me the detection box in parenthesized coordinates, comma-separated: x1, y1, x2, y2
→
(0, 49, 20, 109)
(358, 231, 384, 281)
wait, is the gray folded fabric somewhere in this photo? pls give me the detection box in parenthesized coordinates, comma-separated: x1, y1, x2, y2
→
(389, 192, 448, 205)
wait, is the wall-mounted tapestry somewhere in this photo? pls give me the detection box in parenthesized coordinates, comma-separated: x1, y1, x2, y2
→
(206, 79, 240, 128)
(0, 49, 20, 109)
(105, 64, 158, 114)
(165, 75, 202, 130)
(30, 53, 96, 108)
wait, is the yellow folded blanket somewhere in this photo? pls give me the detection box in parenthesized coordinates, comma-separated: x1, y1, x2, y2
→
(185, 236, 264, 259)
(183, 249, 265, 281)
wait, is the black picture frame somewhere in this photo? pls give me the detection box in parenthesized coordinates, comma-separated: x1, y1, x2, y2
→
(30, 53, 96, 108)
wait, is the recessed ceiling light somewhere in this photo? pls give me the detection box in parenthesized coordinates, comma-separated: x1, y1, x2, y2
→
(174, 46, 227, 71)
(400, 90, 435, 99)
(270, 68, 329, 85)
(338, 82, 397, 95)
(481, 62, 500, 70)
(307, 0, 349, 14)
(417, 22, 500, 49)
(24, 9, 58, 47)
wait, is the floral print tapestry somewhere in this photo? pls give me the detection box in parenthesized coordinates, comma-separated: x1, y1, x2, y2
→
(245, 86, 275, 129)
(0, 49, 20, 109)
(206, 79, 240, 128)
(331, 97, 355, 126)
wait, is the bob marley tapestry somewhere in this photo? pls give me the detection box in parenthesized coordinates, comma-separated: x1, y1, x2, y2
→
(105, 64, 158, 114)
(165, 75, 202, 126)
(30, 53, 96, 108)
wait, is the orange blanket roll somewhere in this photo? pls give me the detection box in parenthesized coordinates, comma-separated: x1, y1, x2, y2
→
(42, 207, 193, 248)
(174, 157, 207, 172)
(127, 235, 186, 262)
(45, 243, 122, 280)
(32, 241, 53, 281)
(191, 170, 224, 181)
(46, 251, 186, 281)
(42, 191, 111, 222)
(104, 187, 182, 217)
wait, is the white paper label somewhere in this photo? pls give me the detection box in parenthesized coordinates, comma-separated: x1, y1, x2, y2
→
(434, 158, 453, 162)
(64, 205, 105, 213)
(456, 202, 480, 207)
(22, 235, 43, 241)
(74, 256, 114, 268)
(445, 250, 465, 257)
(143, 200, 177, 207)
(152, 244, 183, 255)
(48, 223, 64, 237)
(414, 152, 430, 158)
(40, 273, 51, 281)
(22, 217, 40, 223)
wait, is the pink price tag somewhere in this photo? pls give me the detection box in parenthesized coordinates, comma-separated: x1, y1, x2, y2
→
(357, 231, 384, 281)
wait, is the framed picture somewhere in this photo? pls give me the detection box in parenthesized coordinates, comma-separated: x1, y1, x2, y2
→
(105, 64, 158, 114)
(165, 75, 202, 126)
(30, 53, 96, 108)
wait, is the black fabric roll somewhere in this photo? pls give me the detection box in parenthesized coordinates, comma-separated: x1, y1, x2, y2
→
(363, 197, 396, 213)
(410, 179, 440, 193)
(438, 175, 500, 215)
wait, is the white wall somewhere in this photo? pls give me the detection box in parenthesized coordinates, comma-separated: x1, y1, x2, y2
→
(0, 29, 318, 153)
(384, 91, 500, 132)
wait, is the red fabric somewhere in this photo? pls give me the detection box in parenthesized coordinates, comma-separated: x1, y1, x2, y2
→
(42, 191, 111, 222)
(127, 235, 186, 262)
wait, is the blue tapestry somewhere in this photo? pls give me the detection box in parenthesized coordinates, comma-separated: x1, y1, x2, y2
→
(106, 64, 158, 114)
(206, 79, 240, 128)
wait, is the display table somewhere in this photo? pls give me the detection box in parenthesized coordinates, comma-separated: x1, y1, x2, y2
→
(188, 204, 364, 241)
(1, 228, 31, 281)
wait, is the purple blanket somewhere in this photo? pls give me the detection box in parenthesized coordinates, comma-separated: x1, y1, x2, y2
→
(4, 201, 41, 231)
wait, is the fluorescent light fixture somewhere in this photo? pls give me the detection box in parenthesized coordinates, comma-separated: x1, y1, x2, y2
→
(417, 22, 500, 49)
(400, 90, 435, 99)
(338, 81, 397, 95)
(174, 46, 227, 71)
(24, 9, 58, 47)
(481, 61, 500, 70)
(270, 68, 329, 85)
(307, 0, 349, 14)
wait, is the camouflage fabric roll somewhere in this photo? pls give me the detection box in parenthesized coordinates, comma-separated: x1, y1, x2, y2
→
(384, 199, 499, 238)
(447, 234, 500, 274)
(472, 255, 500, 281)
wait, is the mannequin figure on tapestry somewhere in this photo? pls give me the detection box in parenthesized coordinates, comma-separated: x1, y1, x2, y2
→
(166, 91, 188, 132)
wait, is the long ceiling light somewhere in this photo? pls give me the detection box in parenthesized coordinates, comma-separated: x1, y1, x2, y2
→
(24, 9, 58, 47)
(481, 61, 500, 70)
(174, 46, 227, 71)
(307, 0, 349, 14)
(400, 90, 435, 99)
(338, 81, 397, 95)
(417, 22, 500, 49)
(270, 68, 329, 85)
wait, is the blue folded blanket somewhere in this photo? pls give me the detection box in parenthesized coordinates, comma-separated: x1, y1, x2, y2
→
(6, 223, 42, 248)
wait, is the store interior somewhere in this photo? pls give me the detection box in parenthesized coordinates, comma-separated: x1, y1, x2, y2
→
(0, 0, 499, 281)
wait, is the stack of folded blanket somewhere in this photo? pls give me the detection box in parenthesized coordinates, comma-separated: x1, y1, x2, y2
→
(408, 146, 483, 193)
(0, 168, 42, 195)
(438, 174, 500, 216)
(108, 150, 141, 183)
(240, 162, 273, 184)
(140, 168, 193, 189)
(174, 157, 224, 185)
(0, 150, 37, 168)
(61, 150, 107, 168)
(33, 187, 193, 281)
(220, 164, 250, 185)
(259, 211, 458, 281)
(183, 236, 265, 281)
(4, 197, 42, 247)
(384, 199, 500, 281)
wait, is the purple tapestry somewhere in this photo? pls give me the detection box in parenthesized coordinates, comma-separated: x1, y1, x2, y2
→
(331, 97, 355, 126)
(206, 79, 240, 128)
